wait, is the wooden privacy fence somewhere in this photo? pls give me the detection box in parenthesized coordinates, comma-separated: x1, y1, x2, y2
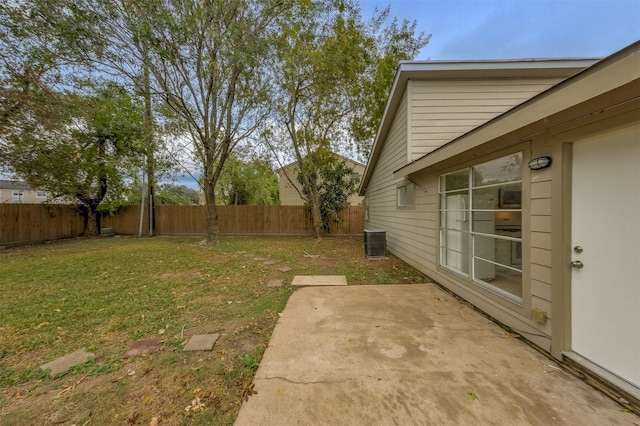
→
(0, 204, 85, 247)
(102, 205, 365, 236)
(1, 204, 365, 246)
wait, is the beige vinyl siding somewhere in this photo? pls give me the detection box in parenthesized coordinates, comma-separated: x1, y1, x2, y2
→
(364, 98, 437, 274)
(528, 147, 554, 329)
(366, 93, 408, 216)
(367, 93, 438, 271)
(0, 188, 46, 204)
(278, 159, 365, 206)
(407, 79, 564, 161)
(278, 163, 305, 206)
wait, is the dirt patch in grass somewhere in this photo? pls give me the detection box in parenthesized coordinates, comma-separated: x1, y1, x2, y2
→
(0, 236, 427, 425)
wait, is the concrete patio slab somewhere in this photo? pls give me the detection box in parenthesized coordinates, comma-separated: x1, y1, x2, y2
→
(235, 284, 638, 425)
(183, 334, 219, 351)
(291, 275, 347, 286)
(40, 348, 94, 377)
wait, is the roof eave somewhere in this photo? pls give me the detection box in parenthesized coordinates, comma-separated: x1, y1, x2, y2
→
(393, 42, 640, 178)
(358, 57, 601, 196)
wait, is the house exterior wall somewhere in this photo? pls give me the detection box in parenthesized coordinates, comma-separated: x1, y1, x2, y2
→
(278, 163, 306, 206)
(363, 45, 640, 405)
(365, 92, 439, 270)
(278, 158, 365, 206)
(406, 78, 564, 162)
(367, 106, 640, 356)
(0, 182, 48, 204)
(367, 139, 552, 350)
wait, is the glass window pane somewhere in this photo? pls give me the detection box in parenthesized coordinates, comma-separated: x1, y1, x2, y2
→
(406, 183, 414, 205)
(472, 153, 522, 187)
(474, 235, 522, 270)
(397, 186, 406, 206)
(440, 169, 469, 192)
(473, 183, 522, 210)
(474, 258, 522, 299)
(472, 186, 500, 210)
(473, 234, 496, 263)
(498, 184, 521, 208)
(440, 230, 470, 275)
(440, 192, 469, 232)
(494, 211, 522, 235)
(440, 209, 469, 231)
(440, 191, 469, 210)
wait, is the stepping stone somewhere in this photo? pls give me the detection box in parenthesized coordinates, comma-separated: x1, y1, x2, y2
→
(253, 257, 266, 261)
(267, 279, 284, 287)
(183, 334, 220, 351)
(291, 275, 348, 286)
(122, 338, 161, 359)
(278, 267, 292, 273)
(263, 261, 277, 266)
(40, 348, 95, 377)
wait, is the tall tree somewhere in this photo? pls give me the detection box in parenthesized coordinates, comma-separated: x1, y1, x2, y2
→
(296, 149, 359, 231)
(352, 8, 431, 158)
(1, 0, 292, 243)
(0, 82, 146, 235)
(216, 154, 279, 205)
(268, 0, 429, 237)
(121, 0, 291, 242)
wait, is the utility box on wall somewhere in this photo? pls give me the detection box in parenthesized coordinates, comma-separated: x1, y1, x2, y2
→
(364, 229, 386, 258)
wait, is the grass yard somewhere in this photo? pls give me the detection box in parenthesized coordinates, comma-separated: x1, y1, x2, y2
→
(0, 236, 426, 425)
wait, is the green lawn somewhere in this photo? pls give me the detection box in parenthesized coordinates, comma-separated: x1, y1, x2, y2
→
(0, 236, 426, 425)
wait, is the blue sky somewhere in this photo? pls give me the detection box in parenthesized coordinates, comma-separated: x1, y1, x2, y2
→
(360, 0, 640, 60)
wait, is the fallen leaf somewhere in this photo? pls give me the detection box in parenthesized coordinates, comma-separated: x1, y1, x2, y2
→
(468, 391, 478, 400)
(184, 397, 205, 413)
(149, 417, 159, 426)
(127, 411, 141, 425)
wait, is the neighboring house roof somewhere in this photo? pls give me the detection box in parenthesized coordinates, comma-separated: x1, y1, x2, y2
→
(275, 152, 365, 173)
(358, 57, 601, 195)
(0, 180, 31, 191)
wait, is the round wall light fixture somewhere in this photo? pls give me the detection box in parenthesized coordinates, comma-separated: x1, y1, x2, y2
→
(528, 156, 552, 170)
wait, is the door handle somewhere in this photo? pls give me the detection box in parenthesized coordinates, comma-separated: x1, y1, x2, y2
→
(570, 260, 584, 269)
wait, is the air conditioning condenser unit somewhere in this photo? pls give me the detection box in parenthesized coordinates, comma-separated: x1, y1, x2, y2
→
(364, 229, 386, 258)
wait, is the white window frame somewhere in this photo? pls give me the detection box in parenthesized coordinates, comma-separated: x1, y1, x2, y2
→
(438, 152, 524, 305)
(12, 190, 23, 203)
(396, 182, 415, 209)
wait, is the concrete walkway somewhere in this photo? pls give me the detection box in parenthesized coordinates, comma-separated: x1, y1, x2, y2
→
(235, 284, 638, 425)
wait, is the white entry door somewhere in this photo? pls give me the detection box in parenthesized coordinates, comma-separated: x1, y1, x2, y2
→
(571, 123, 640, 389)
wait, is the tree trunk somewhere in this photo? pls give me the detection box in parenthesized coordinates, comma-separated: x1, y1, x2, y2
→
(85, 206, 100, 237)
(308, 182, 325, 239)
(204, 182, 219, 243)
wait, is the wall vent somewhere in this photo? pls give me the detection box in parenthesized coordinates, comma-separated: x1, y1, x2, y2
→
(364, 229, 386, 258)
